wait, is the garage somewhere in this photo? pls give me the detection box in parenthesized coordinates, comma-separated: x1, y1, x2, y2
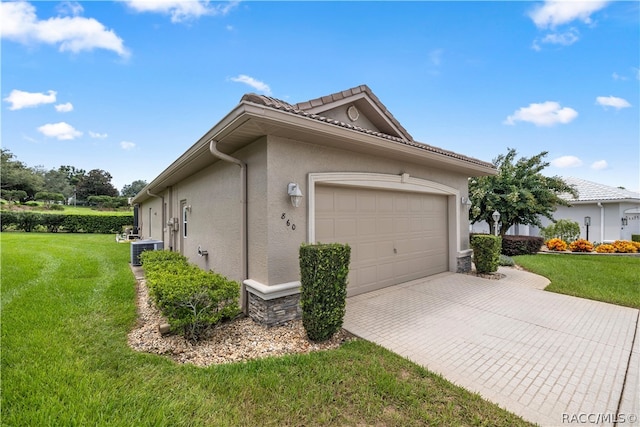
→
(315, 185, 449, 296)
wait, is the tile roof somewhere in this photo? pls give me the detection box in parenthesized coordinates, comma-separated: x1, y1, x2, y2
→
(562, 177, 640, 202)
(241, 85, 494, 169)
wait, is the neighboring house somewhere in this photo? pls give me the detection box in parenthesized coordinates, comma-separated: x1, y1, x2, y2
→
(470, 177, 640, 243)
(132, 85, 496, 326)
(538, 177, 640, 243)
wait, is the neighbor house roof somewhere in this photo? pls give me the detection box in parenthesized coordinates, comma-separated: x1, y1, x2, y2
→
(561, 177, 640, 203)
(242, 85, 493, 170)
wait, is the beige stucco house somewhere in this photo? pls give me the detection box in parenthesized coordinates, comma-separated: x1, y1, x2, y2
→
(132, 85, 496, 325)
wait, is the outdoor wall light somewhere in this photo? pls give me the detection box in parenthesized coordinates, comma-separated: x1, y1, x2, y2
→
(461, 196, 472, 206)
(492, 210, 500, 236)
(621, 217, 628, 226)
(287, 183, 303, 208)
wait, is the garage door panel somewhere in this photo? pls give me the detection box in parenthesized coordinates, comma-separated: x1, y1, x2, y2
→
(315, 185, 448, 296)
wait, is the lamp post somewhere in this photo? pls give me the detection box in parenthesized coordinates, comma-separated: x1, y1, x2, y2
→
(492, 210, 500, 236)
(584, 216, 591, 241)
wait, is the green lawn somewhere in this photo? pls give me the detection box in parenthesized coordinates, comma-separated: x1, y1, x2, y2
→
(1, 204, 132, 216)
(1, 233, 532, 426)
(514, 254, 640, 308)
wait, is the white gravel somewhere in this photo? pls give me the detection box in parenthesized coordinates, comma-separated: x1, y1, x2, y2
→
(127, 280, 354, 366)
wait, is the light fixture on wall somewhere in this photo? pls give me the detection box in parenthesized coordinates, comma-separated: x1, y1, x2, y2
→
(621, 217, 628, 226)
(461, 196, 472, 206)
(287, 183, 303, 208)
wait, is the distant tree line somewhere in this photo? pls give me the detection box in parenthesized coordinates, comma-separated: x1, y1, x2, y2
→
(1, 148, 147, 206)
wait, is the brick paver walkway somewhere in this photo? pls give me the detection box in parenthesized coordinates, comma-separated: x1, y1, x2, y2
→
(343, 268, 639, 426)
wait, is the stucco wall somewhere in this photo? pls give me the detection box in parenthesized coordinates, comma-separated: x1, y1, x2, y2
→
(264, 135, 471, 286)
(138, 196, 164, 240)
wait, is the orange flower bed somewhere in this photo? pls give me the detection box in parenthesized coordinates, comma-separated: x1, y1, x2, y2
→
(546, 238, 568, 251)
(569, 239, 594, 252)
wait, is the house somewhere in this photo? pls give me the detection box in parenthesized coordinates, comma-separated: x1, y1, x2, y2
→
(132, 85, 496, 326)
(538, 177, 640, 243)
(470, 177, 640, 243)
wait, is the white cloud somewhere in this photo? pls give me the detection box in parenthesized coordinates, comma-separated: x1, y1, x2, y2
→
(540, 28, 580, 46)
(596, 96, 631, 110)
(124, 0, 239, 23)
(37, 122, 82, 140)
(89, 131, 108, 139)
(56, 1, 84, 17)
(0, 1, 129, 58)
(528, 0, 609, 29)
(230, 74, 272, 95)
(4, 89, 57, 110)
(551, 155, 583, 168)
(55, 102, 74, 112)
(504, 101, 578, 127)
(120, 141, 136, 150)
(591, 160, 608, 170)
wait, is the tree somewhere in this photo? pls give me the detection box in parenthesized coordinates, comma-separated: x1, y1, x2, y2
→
(76, 169, 118, 200)
(1, 148, 44, 198)
(121, 180, 148, 198)
(469, 148, 577, 236)
(34, 191, 65, 206)
(43, 169, 74, 202)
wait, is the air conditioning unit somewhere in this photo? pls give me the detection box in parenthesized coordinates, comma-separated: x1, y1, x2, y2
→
(130, 239, 164, 266)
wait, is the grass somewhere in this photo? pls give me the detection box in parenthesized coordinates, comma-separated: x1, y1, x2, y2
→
(1, 233, 533, 426)
(514, 254, 640, 308)
(1, 203, 132, 216)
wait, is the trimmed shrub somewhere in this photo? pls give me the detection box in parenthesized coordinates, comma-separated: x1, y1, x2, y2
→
(141, 250, 240, 341)
(299, 243, 351, 342)
(0, 211, 132, 233)
(569, 239, 594, 253)
(470, 234, 501, 274)
(632, 234, 640, 243)
(501, 235, 544, 256)
(546, 238, 568, 252)
(595, 244, 616, 253)
(498, 254, 515, 266)
(540, 219, 580, 243)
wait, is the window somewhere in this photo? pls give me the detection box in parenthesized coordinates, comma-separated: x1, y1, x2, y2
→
(182, 204, 188, 238)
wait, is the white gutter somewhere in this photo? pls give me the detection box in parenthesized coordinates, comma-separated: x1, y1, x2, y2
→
(146, 190, 165, 242)
(597, 202, 604, 243)
(209, 139, 249, 313)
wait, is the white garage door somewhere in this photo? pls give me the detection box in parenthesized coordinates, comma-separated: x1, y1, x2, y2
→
(315, 185, 449, 296)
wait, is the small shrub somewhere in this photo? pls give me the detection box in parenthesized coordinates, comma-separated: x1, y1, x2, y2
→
(141, 250, 240, 341)
(612, 240, 638, 254)
(540, 219, 580, 243)
(595, 244, 616, 253)
(569, 239, 594, 253)
(470, 234, 501, 274)
(299, 243, 351, 342)
(546, 238, 568, 251)
(498, 254, 515, 266)
(501, 235, 544, 256)
(632, 234, 640, 243)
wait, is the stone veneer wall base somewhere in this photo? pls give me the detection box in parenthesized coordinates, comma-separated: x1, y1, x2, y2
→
(248, 292, 302, 327)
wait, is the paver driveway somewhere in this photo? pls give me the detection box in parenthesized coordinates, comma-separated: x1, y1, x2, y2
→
(343, 267, 639, 426)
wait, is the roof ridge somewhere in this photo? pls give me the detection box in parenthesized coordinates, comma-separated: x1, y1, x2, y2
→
(240, 88, 494, 170)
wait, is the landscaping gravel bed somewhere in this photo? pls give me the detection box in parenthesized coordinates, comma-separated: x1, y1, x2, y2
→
(127, 280, 353, 366)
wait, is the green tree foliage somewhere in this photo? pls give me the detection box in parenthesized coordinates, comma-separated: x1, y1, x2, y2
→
(76, 169, 119, 200)
(540, 219, 581, 243)
(469, 148, 577, 236)
(34, 192, 65, 206)
(1, 149, 44, 198)
(121, 180, 148, 198)
(43, 169, 74, 201)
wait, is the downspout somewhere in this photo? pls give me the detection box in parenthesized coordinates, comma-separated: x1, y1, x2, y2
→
(146, 190, 165, 243)
(209, 139, 249, 313)
(597, 202, 605, 243)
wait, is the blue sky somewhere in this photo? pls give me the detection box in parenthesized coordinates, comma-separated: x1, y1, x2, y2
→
(2, 1, 639, 192)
